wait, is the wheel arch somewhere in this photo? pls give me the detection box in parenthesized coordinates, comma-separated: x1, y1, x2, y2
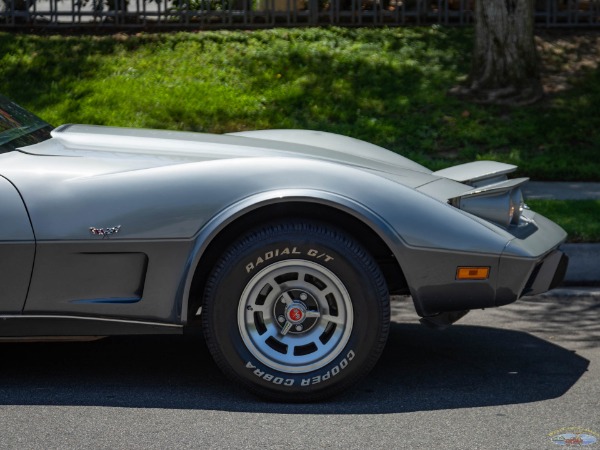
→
(181, 190, 408, 326)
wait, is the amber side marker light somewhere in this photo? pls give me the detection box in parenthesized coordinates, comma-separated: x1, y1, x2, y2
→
(456, 267, 490, 280)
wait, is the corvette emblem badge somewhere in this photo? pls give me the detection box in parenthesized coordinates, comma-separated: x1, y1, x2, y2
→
(287, 306, 305, 324)
(89, 225, 121, 237)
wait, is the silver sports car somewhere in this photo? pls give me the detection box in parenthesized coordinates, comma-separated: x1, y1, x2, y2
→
(0, 94, 568, 401)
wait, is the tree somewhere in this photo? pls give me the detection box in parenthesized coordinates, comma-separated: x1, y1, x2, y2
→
(452, 0, 543, 106)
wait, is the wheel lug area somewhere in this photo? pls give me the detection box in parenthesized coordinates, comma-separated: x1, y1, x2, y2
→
(273, 289, 319, 334)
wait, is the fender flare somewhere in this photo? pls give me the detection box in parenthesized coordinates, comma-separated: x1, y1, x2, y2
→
(176, 188, 407, 324)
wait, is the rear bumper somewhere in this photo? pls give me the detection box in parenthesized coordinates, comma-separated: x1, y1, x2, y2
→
(495, 211, 568, 306)
(409, 211, 568, 316)
(522, 250, 569, 296)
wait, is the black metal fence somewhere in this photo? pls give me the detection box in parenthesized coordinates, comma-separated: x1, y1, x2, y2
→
(1, 0, 599, 29)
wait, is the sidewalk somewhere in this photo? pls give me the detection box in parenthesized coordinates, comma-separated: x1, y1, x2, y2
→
(523, 182, 599, 286)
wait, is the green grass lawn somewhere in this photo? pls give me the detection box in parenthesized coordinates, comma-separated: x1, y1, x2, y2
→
(1, 27, 599, 181)
(528, 200, 600, 243)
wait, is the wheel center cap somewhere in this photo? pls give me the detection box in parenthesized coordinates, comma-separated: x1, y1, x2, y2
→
(286, 303, 306, 324)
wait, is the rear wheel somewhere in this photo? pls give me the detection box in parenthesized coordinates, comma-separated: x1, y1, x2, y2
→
(202, 219, 390, 401)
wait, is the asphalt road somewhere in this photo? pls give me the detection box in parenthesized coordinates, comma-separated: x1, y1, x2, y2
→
(1, 289, 598, 449)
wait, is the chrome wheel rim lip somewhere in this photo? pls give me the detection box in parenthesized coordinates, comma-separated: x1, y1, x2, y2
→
(238, 259, 353, 374)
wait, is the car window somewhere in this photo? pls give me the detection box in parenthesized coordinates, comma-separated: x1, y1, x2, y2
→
(0, 95, 53, 153)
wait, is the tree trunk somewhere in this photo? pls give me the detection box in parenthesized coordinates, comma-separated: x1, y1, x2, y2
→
(452, 0, 543, 106)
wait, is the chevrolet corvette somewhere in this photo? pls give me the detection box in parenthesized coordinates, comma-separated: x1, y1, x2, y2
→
(0, 94, 568, 401)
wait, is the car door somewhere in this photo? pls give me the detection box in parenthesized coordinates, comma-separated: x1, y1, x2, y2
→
(0, 175, 35, 313)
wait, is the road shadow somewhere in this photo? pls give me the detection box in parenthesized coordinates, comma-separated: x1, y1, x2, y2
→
(0, 321, 589, 414)
(487, 294, 600, 351)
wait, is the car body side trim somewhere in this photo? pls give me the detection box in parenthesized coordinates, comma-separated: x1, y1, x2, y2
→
(0, 314, 183, 337)
(70, 297, 142, 304)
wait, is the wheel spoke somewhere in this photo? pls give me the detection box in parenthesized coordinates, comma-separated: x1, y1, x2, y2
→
(262, 274, 282, 291)
(322, 314, 345, 325)
(280, 320, 293, 336)
(250, 303, 269, 313)
(305, 310, 321, 319)
(280, 291, 294, 305)
(248, 304, 272, 324)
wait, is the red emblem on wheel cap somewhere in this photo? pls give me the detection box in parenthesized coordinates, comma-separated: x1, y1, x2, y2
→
(288, 307, 304, 322)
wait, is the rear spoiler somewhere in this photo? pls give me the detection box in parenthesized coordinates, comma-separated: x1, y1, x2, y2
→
(433, 161, 517, 186)
(456, 177, 529, 199)
(435, 161, 528, 228)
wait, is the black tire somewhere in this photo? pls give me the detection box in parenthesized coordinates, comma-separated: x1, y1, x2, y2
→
(202, 219, 390, 402)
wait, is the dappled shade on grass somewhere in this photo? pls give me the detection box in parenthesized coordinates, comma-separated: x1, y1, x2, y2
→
(1, 27, 598, 180)
(528, 200, 600, 243)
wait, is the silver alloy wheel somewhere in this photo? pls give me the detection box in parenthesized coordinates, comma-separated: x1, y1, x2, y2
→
(238, 259, 354, 373)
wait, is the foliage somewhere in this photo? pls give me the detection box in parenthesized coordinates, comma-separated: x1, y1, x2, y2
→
(0, 27, 598, 180)
(528, 200, 600, 243)
(170, 0, 230, 14)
